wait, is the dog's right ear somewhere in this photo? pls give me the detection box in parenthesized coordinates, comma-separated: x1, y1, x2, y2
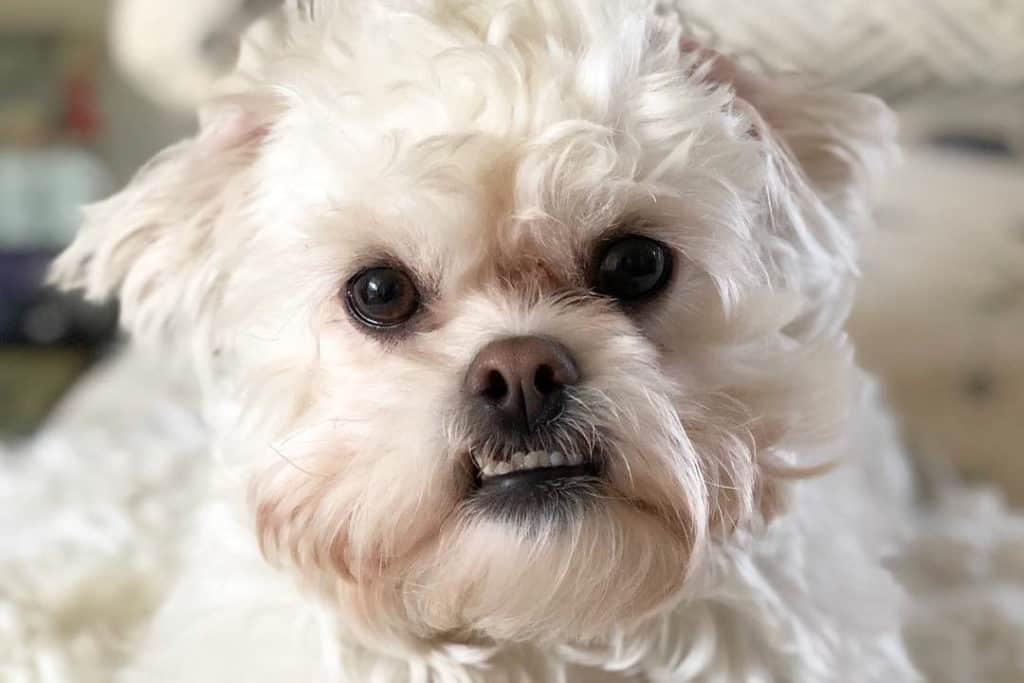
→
(51, 94, 276, 345)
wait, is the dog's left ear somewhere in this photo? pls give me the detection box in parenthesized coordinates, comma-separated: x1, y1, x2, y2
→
(684, 43, 898, 333)
(685, 41, 898, 228)
(51, 94, 277, 345)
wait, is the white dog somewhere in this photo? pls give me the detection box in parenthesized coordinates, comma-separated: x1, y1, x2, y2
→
(53, 1, 922, 680)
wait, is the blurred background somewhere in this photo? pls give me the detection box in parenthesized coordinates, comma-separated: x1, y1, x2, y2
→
(0, 0, 191, 436)
(0, 0, 1022, 497)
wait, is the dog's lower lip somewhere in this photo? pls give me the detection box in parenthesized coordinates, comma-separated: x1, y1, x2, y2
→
(478, 464, 593, 489)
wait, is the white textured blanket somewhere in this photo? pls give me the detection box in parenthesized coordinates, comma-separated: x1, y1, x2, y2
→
(0, 351, 208, 681)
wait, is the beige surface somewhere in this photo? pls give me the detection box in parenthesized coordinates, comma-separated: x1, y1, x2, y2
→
(850, 95, 1024, 501)
(676, 0, 1024, 98)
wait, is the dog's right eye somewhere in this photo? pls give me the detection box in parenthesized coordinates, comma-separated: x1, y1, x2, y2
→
(345, 267, 420, 329)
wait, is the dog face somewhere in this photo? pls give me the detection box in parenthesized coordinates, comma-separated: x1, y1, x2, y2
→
(54, 1, 894, 647)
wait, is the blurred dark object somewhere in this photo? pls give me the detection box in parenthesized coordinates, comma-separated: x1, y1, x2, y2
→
(929, 131, 1015, 158)
(0, 250, 117, 346)
(0, 249, 118, 437)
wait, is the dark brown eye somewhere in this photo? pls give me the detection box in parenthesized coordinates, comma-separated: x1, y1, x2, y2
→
(593, 236, 672, 302)
(345, 267, 420, 329)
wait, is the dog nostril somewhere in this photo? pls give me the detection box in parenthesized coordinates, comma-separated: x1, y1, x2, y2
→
(465, 336, 579, 433)
(483, 369, 509, 402)
(533, 364, 558, 396)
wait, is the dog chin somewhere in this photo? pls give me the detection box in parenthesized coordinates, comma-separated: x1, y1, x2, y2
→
(362, 437, 697, 644)
(399, 495, 692, 643)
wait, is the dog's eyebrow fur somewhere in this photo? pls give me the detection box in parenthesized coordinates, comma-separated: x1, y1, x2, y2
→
(492, 253, 575, 297)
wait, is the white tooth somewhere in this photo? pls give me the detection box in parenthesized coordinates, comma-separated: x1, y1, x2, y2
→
(531, 450, 549, 468)
(566, 451, 582, 466)
(549, 451, 566, 467)
(512, 452, 526, 470)
(482, 463, 495, 477)
(523, 451, 540, 469)
(495, 462, 512, 475)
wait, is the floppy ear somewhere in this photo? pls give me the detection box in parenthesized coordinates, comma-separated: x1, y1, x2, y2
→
(684, 41, 897, 228)
(51, 95, 275, 345)
(683, 42, 898, 336)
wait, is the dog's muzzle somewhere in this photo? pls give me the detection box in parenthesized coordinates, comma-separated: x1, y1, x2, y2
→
(463, 336, 602, 518)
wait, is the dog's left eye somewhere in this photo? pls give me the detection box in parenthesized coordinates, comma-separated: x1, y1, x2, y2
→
(345, 267, 420, 329)
(592, 236, 672, 302)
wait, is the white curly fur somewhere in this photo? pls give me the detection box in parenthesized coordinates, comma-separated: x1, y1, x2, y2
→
(49, 1, 920, 680)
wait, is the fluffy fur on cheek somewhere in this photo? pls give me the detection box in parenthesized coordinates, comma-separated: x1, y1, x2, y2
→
(244, 348, 468, 590)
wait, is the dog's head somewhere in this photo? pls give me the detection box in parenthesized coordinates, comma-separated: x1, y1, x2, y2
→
(54, 0, 894, 648)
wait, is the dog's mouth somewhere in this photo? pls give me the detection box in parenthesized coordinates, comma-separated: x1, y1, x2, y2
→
(475, 449, 593, 485)
(467, 447, 602, 519)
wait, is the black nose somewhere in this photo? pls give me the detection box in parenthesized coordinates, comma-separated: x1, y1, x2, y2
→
(465, 336, 580, 434)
